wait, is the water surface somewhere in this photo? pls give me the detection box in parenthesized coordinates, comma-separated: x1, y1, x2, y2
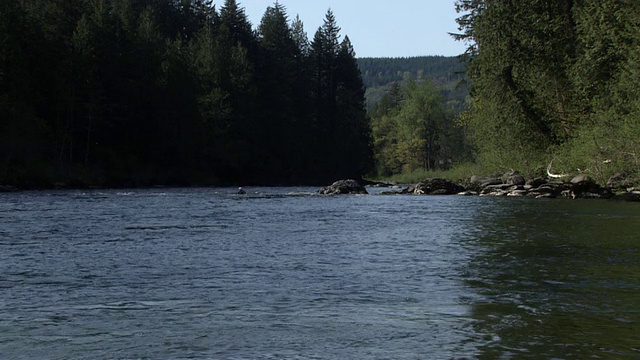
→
(1, 188, 639, 359)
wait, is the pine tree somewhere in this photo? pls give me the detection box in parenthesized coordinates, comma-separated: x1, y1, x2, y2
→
(335, 36, 373, 176)
(309, 10, 372, 180)
(291, 15, 309, 56)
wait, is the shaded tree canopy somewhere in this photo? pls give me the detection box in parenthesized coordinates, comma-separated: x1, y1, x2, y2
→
(0, 1, 372, 187)
(454, 0, 640, 181)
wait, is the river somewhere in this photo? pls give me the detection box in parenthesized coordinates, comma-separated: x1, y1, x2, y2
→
(1, 187, 639, 359)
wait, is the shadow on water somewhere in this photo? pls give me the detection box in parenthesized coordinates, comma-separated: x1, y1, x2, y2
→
(463, 198, 640, 359)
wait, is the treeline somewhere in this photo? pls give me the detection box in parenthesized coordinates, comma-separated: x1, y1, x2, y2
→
(0, 0, 372, 187)
(358, 56, 466, 88)
(455, 0, 640, 182)
(369, 78, 472, 177)
(358, 56, 468, 111)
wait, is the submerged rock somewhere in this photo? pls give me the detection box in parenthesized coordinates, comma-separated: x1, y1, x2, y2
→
(318, 179, 368, 195)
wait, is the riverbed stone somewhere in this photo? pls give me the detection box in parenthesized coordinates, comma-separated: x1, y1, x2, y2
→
(481, 184, 512, 195)
(526, 178, 547, 188)
(318, 179, 368, 195)
(507, 189, 528, 197)
(413, 178, 465, 195)
(469, 175, 502, 190)
(570, 174, 593, 185)
(506, 173, 526, 186)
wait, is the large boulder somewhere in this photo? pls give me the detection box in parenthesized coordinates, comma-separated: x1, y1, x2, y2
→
(562, 174, 613, 199)
(607, 173, 638, 192)
(505, 172, 526, 186)
(468, 175, 502, 190)
(318, 179, 368, 195)
(412, 178, 465, 195)
(526, 178, 547, 188)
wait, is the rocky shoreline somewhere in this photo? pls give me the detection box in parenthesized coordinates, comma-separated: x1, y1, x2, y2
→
(320, 173, 640, 202)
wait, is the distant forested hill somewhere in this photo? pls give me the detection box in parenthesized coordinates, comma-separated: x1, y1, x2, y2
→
(357, 56, 468, 111)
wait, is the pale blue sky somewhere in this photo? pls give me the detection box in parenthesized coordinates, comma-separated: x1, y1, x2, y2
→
(213, 0, 467, 58)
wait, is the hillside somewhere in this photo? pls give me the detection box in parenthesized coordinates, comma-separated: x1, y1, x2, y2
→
(357, 56, 468, 111)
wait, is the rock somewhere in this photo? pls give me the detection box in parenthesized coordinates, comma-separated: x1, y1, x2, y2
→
(366, 181, 395, 188)
(401, 185, 415, 194)
(481, 184, 512, 195)
(527, 186, 556, 198)
(577, 192, 605, 199)
(526, 178, 547, 188)
(565, 178, 611, 198)
(379, 190, 402, 195)
(607, 173, 626, 188)
(506, 172, 526, 186)
(571, 174, 593, 185)
(569, 174, 600, 198)
(468, 175, 502, 190)
(481, 189, 509, 196)
(507, 190, 528, 197)
(606, 173, 638, 191)
(413, 178, 466, 195)
(318, 179, 368, 195)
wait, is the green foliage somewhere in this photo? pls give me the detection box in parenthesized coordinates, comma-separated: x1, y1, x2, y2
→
(455, 0, 640, 181)
(0, 0, 373, 187)
(376, 162, 491, 185)
(371, 78, 472, 177)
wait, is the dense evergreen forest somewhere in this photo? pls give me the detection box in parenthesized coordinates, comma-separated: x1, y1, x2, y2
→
(5, 1, 636, 188)
(454, 0, 640, 183)
(357, 56, 468, 111)
(0, 0, 372, 187)
(358, 56, 466, 88)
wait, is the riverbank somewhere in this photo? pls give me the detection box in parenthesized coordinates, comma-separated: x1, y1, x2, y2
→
(366, 172, 640, 201)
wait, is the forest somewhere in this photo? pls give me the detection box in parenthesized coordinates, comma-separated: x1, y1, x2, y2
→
(4, 1, 639, 189)
(454, 0, 640, 183)
(355, 56, 472, 177)
(0, 0, 372, 187)
(357, 56, 468, 112)
(358, 56, 466, 89)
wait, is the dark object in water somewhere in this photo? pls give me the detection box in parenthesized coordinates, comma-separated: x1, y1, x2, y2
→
(237, 187, 246, 195)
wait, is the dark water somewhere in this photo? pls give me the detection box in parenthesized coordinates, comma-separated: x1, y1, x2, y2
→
(1, 188, 639, 359)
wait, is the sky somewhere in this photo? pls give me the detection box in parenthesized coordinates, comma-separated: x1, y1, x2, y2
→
(212, 0, 467, 58)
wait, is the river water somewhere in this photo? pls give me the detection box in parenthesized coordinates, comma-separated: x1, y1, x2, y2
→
(1, 187, 639, 359)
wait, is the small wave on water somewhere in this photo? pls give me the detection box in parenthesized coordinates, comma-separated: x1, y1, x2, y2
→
(75, 302, 151, 311)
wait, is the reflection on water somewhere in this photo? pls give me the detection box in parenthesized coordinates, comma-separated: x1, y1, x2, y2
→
(465, 198, 640, 359)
